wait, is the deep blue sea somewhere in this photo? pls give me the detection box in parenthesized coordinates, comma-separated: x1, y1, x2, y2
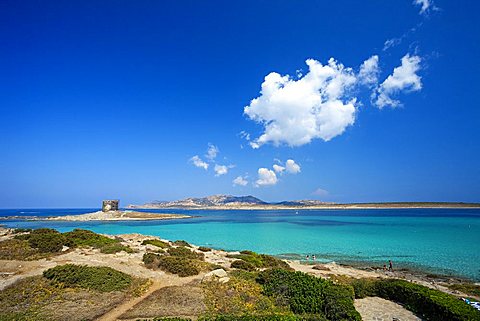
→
(1, 208, 479, 281)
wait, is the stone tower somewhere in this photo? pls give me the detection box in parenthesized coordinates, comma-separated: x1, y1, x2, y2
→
(102, 200, 119, 212)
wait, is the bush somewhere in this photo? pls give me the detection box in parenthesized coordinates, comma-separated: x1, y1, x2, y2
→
(231, 260, 257, 272)
(43, 264, 132, 292)
(258, 269, 361, 321)
(63, 229, 117, 248)
(157, 256, 200, 277)
(228, 251, 291, 270)
(63, 229, 133, 253)
(142, 239, 170, 248)
(168, 246, 204, 260)
(199, 246, 212, 252)
(173, 240, 191, 247)
(27, 230, 67, 253)
(349, 278, 378, 299)
(374, 279, 480, 321)
(143, 252, 162, 268)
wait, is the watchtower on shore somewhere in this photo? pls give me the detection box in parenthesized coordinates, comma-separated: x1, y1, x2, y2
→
(102, 200, 119, 212)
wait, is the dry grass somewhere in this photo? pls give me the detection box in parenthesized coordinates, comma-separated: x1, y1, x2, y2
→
(119, 285, 206, 319)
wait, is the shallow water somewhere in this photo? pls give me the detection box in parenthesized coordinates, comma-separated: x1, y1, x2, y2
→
(1, 208, 479, 281)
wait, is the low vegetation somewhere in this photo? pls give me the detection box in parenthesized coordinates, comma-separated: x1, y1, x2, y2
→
(0, 228, 134, 259)
(227, 250, 292, 270)
(258, 269, 361, 321)
(142, 239, 170, 248)
(0, 266, 145, 321)
(43, 264, 132, 292)
(203, 273, 285, 317)
(158, 256, 201, 276)
(231, 260, 257, 271)
(173, 240, 191, 247)
(448, 283, 480, 298)
(199, 246, 212, 252)
(347, 278, 480, 321)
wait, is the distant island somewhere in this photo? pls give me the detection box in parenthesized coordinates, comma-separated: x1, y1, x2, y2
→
(128, 194, 480, 210)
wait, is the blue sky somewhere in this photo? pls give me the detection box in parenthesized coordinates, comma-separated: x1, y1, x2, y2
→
(1, 0, 479, 207)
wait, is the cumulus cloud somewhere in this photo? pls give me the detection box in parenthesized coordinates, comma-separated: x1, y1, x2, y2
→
(190, 155, 209, 170)
(374, 54, 422, 108)
(206, 143, 219, 160)
(256, 168, 278, 187)
(214, 164, 228, 176)
(244, 57, 361, 148)
(233, 176, 248, 186)
(359, 55, 380, 86)
(285, 159, 301, 174)
(273, 164, 285, 174)
(413, 0, 437, 14)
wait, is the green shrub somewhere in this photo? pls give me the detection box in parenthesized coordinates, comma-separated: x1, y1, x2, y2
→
(43, 264, 132, 292)
(168, 246, 204, 260)
(142, 239, 170, 248)
(173, 240, 191, 247)
(63, 229, 117, 248)
(231, 260, 257, 272)
(228, 251, 291, 270)
(27, 230, 67, 253)
(199, 246, 212, 252)
(143, 252, 162, 268)
(258, 269, 361, 321)
(374, 279, 480, 321)
(349, 278, 378, 299)
(157, 256, 200, 277)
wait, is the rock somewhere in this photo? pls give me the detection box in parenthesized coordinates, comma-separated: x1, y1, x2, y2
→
(218, 277, 230, 283)
(312, 264, 330, 271)
(202, 269, 228, 282)
(61, 246, 70, 252)
(210, 269, 227, 278)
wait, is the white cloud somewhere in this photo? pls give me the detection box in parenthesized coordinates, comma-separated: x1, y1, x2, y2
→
(206, 143, 219, 160)
(239, 131, 251, 141)
(374, 54, 422, 108)
(233, 176, 248, 186)
(273, 164, 285, 174)
(244, 57, 361, 148)
(413, 0, 437, 14)
(359, 55, 379, 86)
(256, 168, 278, 186)
(190, 155, 209, 170)
(285, 159, 301, 174)
(214, 164, 229, 176)
(312, 188, 329, 197)
(383, 38, 402, 51)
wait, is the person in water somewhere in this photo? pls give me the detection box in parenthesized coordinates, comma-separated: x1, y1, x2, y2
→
(306, 255, 310, 260)
(383, 264, 387, 271)
(389, 260, 394, 272)
(312, 254, 316, 261)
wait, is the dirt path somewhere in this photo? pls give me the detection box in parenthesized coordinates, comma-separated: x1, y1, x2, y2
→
(96, 280, 163, 321)
(354, 297, 422, 321)
(96, 274, 204, 321)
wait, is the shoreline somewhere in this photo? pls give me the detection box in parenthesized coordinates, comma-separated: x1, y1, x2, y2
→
(129, 204, 480, 210)
(1, 226, 477, 301)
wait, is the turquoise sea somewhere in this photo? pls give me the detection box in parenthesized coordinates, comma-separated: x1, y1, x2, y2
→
(1, 208, 479, 281)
